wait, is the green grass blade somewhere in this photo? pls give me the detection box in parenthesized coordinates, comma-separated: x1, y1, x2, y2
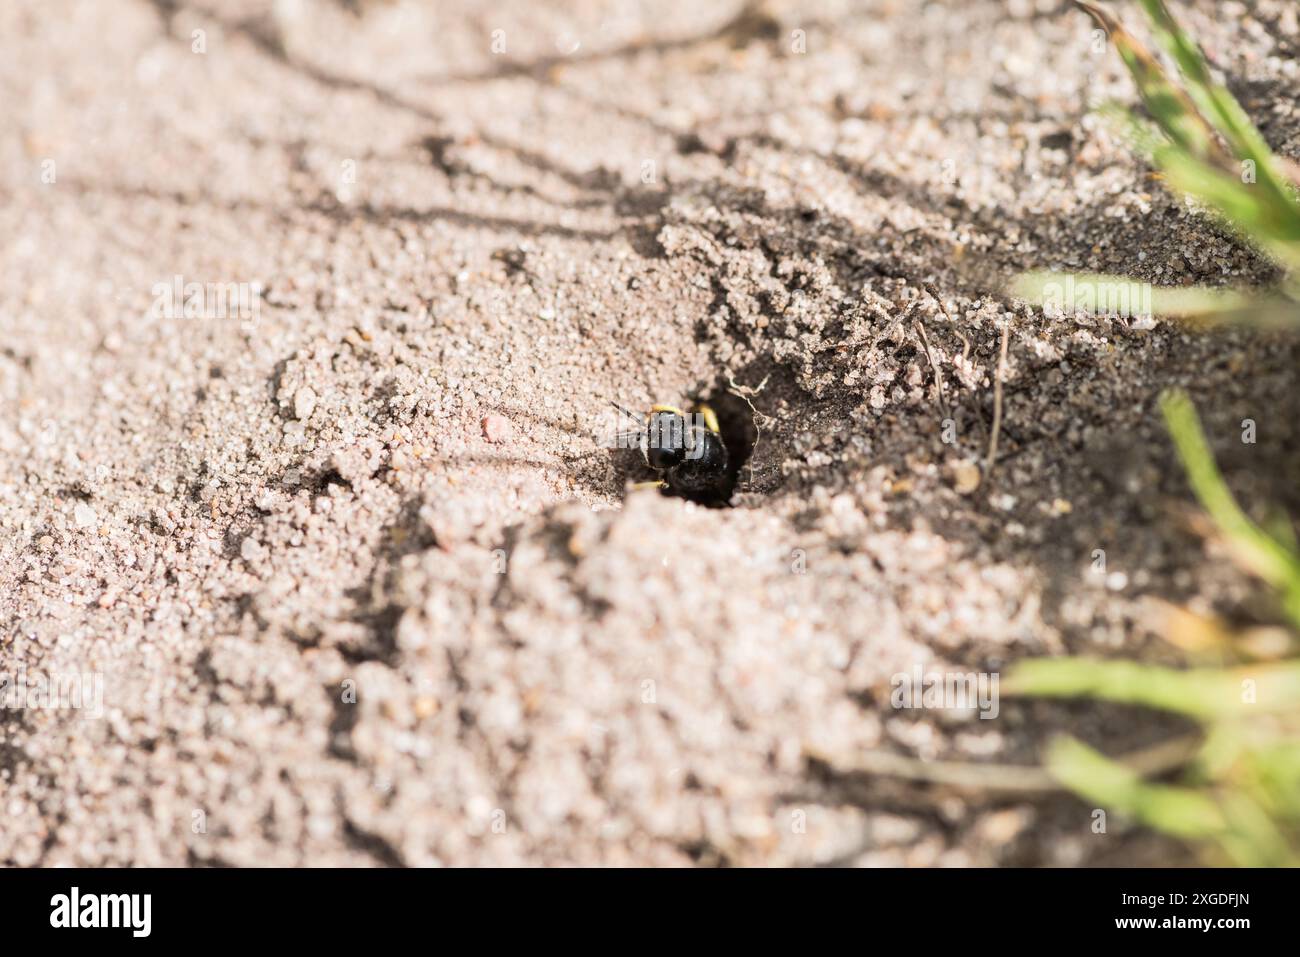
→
(1006, 657, 1300, 718)
(1081, 1, 1300, 270)
(1160, 390, 1300, 603)
(1137, 0, 1285, 175)
(1046, 737, 1226, 837)
(1077, 1, 1232, 169)
(1010, 270, 1258, 318)
(1044, 735, 1295, 864)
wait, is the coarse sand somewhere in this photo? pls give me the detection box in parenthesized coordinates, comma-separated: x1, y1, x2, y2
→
(3, 0, 1300, 865)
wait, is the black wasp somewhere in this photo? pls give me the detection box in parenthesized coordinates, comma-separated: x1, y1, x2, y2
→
(611, 401, 731, 504)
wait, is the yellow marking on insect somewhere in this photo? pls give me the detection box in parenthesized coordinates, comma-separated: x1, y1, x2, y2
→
(630, 480, 668, 491)
(698, 404, 721, 434)
(650, 403, 687, 418)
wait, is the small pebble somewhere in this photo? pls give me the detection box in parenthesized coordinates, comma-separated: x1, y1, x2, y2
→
(952, 461, 981, 496)
(294, 386, 317, 420)
(482, 414, 512, 443)
(73, 503, 97, 528)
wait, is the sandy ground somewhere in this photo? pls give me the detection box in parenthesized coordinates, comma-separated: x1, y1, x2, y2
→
(2, 0, 1299, 866)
